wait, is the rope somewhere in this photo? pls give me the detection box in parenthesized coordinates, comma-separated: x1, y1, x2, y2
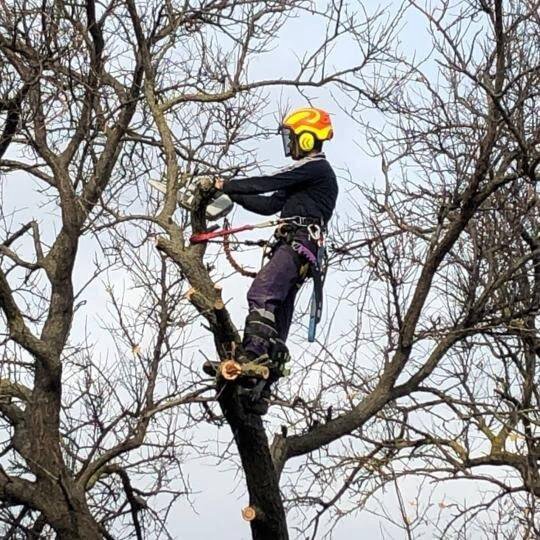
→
(205, 239, 268, 247)
(223, 219, 258, 278)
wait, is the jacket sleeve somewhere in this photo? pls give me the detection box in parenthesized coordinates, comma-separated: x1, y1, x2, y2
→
(229, 191, 286, 215)
(222, 162, 312, 195)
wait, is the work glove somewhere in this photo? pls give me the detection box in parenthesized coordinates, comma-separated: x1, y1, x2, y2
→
(197, 176, 215, 192)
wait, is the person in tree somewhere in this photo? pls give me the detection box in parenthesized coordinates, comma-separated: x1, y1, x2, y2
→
(211, 107, 338, 414)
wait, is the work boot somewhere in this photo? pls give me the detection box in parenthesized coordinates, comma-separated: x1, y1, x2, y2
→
(241, 383, 272, 415)
(242, 344, 290, 415)
(202, 360, 220, 377)
(242, 309, 278, 359)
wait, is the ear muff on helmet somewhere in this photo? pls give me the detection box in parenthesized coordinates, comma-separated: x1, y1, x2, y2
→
(298, 132, 315, 152)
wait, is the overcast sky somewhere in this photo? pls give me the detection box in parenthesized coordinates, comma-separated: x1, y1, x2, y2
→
(0, 2, 491, 538)
(167, 3, 459, 539)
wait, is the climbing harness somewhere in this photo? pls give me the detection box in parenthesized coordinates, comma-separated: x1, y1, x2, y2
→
(266, 220, 327, 342)
(192, 215, 328, 342)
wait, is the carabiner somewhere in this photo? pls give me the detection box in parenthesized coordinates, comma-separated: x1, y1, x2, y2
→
(307, 223, 322, 242)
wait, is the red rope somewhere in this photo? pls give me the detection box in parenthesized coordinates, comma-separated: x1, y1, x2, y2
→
(222, 219, 258, 278)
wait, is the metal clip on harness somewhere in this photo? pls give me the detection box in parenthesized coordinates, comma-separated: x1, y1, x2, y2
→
(307, 223, 322, 242)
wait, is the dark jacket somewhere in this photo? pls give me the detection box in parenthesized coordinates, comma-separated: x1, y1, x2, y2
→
(222, 153, 338, 224)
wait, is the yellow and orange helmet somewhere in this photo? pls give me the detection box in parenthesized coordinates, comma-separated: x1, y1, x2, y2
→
(279, 107, 333, 158)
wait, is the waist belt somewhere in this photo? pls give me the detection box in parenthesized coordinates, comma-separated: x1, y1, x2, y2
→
(289, 216, 325, 227)
(274, 219, 324, 243)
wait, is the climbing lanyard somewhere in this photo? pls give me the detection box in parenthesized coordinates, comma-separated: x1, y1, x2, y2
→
(190, 217, 309, 244)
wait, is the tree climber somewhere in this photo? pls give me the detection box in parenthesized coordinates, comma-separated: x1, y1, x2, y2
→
(210, 107, 338, 415)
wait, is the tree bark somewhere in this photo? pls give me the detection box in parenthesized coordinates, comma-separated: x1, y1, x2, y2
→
(220, 391, 289, 540)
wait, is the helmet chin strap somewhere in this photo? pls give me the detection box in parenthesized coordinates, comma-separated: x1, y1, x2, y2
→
(291, 147, 314, 161)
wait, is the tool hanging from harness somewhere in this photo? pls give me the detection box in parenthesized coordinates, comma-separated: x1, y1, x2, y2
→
(308, 241, 326, 342)
(290, 240, 326, 342)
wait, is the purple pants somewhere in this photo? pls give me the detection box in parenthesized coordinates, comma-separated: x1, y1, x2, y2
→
(243, 233, 316, 358)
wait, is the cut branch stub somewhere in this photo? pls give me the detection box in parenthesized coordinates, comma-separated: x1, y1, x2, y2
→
(242, 505, 265, 522)
(220, 360, 270, 381)
(221, 360, 243, 380)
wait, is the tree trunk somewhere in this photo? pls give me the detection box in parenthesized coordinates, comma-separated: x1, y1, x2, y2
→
(220, 390, 289, 540)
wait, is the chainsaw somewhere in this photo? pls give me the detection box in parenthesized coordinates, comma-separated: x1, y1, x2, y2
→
(149, 176, 234, 221)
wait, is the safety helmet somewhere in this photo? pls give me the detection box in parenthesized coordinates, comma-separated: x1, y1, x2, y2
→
(278, 107, 333, 158)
